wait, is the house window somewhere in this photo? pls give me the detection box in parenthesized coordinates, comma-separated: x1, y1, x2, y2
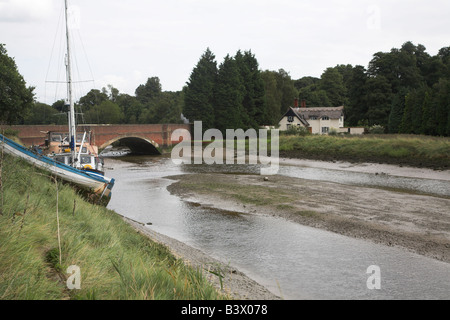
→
(288, 116, 294, 123)
(310, 116, 318, 120)
(287, 124, 292, 130)
(322, 116, 330, 121)
(322, 127, 330, 134)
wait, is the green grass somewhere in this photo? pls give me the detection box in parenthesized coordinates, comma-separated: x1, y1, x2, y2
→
(0, 155, 226, 300)
(178, 132, 449, 168)
(278, 134, 450, 168)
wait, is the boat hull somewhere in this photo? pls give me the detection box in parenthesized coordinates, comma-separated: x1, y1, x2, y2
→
(1, 134, 115, 200)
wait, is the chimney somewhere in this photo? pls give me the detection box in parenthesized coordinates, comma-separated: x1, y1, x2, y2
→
(294, 98, 299, 108)
(301, 99, 307, 108)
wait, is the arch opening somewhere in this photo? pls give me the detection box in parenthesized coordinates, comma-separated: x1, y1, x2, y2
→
(100, 136, 161, 156)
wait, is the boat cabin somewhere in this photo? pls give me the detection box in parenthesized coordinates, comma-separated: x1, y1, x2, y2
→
(44, 131, 99, 156)
(44, 131, 104, 174)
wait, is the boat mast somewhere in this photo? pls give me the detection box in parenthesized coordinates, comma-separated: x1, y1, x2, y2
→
(64, 0, 77, 166)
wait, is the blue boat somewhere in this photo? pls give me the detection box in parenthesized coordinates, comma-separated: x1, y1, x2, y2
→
(1, 133, 115, 204)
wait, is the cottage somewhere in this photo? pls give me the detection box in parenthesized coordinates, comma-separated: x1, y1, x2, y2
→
(279, 100, 345, 135)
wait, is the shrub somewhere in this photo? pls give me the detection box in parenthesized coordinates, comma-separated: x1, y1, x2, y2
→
(283, 126, 311, 136)
(368, 125, 386, 134)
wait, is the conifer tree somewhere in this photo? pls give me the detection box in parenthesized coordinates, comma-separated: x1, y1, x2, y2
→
(400, 91, 415, 134)
(184, 48, 217, 130)
(213, 55, 244, 132)
(388, 90, 406, 133)
(235, 50, 267, 129)
(420, 90, 434, 135)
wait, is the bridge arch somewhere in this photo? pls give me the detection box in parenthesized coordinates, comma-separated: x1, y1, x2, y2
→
(99, 135, 161, 155)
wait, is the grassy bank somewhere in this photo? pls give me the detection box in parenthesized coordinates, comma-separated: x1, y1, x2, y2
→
(279, 134, 450, 169)
(0, 155, 226, 300)
(174, 133, 449, 169)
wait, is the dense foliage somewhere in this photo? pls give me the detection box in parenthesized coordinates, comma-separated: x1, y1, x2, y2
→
(0, 44, 34, 125)
(184, 42, 450, 135)
(297, 42, 450, 136)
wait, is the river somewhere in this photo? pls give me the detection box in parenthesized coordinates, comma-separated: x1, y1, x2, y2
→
(105, 155, 450, 300)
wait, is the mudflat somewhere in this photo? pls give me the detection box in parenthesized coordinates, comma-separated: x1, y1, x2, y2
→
(166, 163, 450, 264)
(126, 159, 450, 300)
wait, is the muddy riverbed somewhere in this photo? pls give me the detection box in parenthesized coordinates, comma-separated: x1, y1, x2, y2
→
(107, 156, 450, 300)
(167, 172, 450, 264)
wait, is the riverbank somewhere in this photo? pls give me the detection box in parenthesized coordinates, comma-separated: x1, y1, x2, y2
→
(166, 166, 450, 264)
(0, 155, 226, 300)
(124, 218, 282, 300)
(279, 134, 450, 170)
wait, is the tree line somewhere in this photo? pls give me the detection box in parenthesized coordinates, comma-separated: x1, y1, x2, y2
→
(296, 41, 450, 136)
(1, 41, 449, 136)
(24, 79, 184, 126)
(184, 42, 450, 136)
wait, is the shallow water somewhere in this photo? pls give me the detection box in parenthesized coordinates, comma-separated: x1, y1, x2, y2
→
(106, 156, 450, 300)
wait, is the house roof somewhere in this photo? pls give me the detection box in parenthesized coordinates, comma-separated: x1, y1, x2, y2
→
(293, 106, 344, 120)
(282, 108, 310, 126)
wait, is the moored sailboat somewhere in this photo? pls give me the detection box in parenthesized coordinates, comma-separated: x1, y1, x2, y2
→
(0, 0, 115, 205)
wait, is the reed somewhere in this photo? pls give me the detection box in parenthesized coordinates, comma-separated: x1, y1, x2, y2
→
(0, 155, 226, 300)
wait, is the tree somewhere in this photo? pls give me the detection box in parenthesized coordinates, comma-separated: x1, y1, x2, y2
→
(261, 71, 281, 126)
(438, 47, 450, 79)
(319, 68, 347, 107)
(388, 89, 407, 133)
(0, 44, 34, 124)
(159, 91, 184, 124)
(261, 69, 298, 125)
(23, 102, 59, 125)
(213, 55, 244, 132)
(184, 48, 217, 130)
(135, 77, 162, 106)
(346, 65, 368, 126)
(78, 89, 108, 112)
(84, 100, 123, 124)
(235, 50, 267, 129)
(294, 76, 320, 92)
(298, 85, 331, 107)
(145, 91, 183, 124)
(116, 93, 144, 124)
(420, 89, 434, 135)
(365, 75, 392, 127)
(103, 84, 120, 103)
(275, 69, 298, 114)
(368, 42, 427, 94)
(400, 91, 416, 134)
(432, 79, 450, 136)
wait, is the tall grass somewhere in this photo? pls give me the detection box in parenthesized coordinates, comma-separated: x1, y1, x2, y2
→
(0, 155, 226, 300)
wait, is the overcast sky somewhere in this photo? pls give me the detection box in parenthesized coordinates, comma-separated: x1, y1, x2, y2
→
(1, 0, 449, 104)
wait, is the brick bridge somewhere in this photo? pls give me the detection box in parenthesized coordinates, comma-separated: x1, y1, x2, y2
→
(1, 124, 192, 155)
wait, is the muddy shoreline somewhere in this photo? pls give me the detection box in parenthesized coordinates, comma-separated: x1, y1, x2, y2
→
(279, 150, 449, 171)
(124, 218, 282, 300)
